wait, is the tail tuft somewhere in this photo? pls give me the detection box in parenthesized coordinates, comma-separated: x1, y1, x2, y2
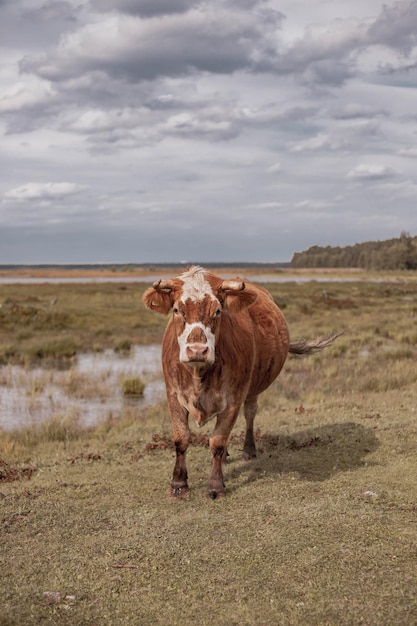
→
(289, 331, 346, 355)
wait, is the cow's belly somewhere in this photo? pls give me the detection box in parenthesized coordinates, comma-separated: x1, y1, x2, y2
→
(248, 318, 290, 396)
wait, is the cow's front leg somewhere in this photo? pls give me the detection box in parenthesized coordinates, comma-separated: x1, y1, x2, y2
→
(168, 395, 190, 498)
(208, 406, 240, 499)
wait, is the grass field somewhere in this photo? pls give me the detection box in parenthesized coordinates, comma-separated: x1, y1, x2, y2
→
(1, 271, 417, 625)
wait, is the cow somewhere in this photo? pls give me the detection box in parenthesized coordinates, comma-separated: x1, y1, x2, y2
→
(142, 266, 340, 499)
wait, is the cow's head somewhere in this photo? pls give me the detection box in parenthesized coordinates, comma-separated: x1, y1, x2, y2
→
(142, 266, 258, 367)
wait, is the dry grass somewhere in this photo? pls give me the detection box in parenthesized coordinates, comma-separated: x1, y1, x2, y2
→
(1, 273, 417, 625)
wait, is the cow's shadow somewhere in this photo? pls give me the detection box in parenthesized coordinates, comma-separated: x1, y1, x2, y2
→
(225, 422, 380, 489)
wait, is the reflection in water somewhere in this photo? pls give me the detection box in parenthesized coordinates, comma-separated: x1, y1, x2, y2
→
(0, 345, 164, 430)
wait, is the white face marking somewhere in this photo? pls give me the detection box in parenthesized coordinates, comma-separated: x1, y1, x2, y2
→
(178, 322, 216, 363)
(179, 266, 216, 304)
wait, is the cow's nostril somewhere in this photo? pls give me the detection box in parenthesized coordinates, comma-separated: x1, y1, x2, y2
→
(186, 343, 209, 361)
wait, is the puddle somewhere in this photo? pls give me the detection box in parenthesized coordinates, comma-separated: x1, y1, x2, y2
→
(0, 344, 164, 430)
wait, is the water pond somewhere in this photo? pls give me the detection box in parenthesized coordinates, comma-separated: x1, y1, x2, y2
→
(0, 344, 164, 431)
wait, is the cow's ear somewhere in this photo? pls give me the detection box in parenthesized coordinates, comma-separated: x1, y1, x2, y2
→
(218, 281, 258, 315)
(142, 285, 174, 314)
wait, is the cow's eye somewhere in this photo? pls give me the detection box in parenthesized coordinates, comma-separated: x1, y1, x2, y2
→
(173, 307, 179, 314)
(215, 309, 221, 317)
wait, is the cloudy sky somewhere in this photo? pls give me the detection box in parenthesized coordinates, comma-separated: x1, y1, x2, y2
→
(1, 0, 417, 264)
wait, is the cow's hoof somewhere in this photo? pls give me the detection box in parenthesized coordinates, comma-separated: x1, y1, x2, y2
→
(169, 486, 189, 498)
(207, 489, 225, 500)
(242, 451, 257, 461)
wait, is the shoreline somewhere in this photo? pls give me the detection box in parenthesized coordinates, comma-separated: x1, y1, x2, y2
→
(0, 266, 416, 284)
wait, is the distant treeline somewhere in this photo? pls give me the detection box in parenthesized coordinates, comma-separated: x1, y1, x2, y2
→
(291, 232, 417, 270)
(0, 262, 291, 272)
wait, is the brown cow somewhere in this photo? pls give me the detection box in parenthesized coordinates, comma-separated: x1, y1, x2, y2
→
(143, 266, 339, 499)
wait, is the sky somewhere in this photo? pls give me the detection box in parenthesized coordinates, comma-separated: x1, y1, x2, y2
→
(1, 0, 417, 264)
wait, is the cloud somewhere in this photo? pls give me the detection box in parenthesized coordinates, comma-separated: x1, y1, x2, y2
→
(266, 0, 417, 87)
(0, 0, 80, 52)
(22, 1, 77, 23)
(1, 1, 417, 263)
(0, 78, 56, 114)
(290, 132, 347, 153)
(331, 102, 387, 120)
(67, 107, 146, 134)
(367, 0, 417, 54)
(238, 103, 319, 125)
(346, 164, 398, 180)
(272, 16, 368, 84)
(91, 0, 197, 16)
(267, 161, 282, 174)
(293, 199, 335, 211)
(164, 110, 238, 142)
(42, 94, 320, 151)
(20, 5, 284, 83)
(3, 182, 86, 201)
(246, 202, 285, 211)
(398, 147, 417, 158)
(9, 0, 414, 147)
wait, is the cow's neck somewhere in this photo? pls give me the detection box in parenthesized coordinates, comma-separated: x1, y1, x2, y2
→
(185, 365, 226, 428)
(191, 366, 210, 393)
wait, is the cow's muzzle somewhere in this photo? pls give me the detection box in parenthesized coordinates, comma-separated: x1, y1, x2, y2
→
(183, 343, 213, 365)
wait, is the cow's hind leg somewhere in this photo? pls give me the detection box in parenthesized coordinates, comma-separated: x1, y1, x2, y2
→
(243, 396, 258, 460)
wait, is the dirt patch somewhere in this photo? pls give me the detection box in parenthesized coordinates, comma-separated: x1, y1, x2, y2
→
(0, 459, 36, 482)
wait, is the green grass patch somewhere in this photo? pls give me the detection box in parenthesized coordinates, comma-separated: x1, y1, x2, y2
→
(25, 337, 80, 363)
(122, 375, 145, 396)
(113, 337, 132, 353)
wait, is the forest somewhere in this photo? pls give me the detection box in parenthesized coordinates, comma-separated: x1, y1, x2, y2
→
(291, 232, 417, 270)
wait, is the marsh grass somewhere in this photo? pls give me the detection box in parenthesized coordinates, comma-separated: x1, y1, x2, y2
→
(113, 338, 132, 353)
(25, 337, 80, 363)
(1, 274, 417, 625)
(0, 414, 85, 461)
(0, 282, 167, 366)
(63, 369, 114, 401)
(122, 375, 145, 396)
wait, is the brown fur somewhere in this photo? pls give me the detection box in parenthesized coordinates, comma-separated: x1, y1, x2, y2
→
(142, 267, 336, 499)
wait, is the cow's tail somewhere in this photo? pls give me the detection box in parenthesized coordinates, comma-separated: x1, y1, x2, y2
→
(289, 331, 346, 355)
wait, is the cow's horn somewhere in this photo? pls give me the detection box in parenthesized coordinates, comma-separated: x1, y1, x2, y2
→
(152, 279, 174, 292)
(221, 280, 245, 291)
